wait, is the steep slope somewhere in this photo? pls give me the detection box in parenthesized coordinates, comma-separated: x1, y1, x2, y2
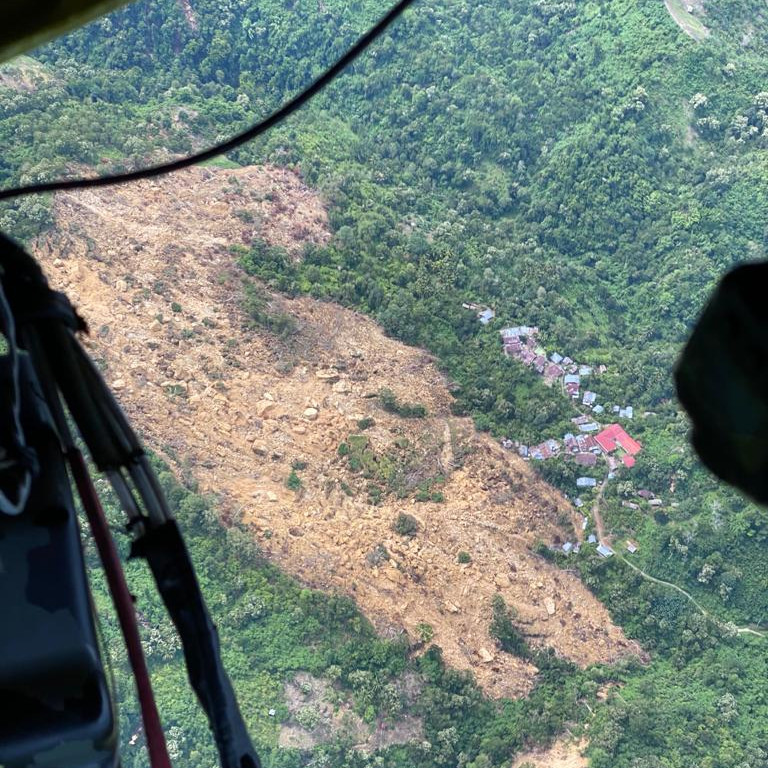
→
(34, 165, 640, 698)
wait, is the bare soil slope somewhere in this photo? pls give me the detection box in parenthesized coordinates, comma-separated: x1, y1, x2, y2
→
(511, 737, 588, 768)
(34, 165, 640, 697)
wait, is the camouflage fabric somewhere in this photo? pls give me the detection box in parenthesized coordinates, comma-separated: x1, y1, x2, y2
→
(676, 261, 768, 504)
(0, 1, 133, 64)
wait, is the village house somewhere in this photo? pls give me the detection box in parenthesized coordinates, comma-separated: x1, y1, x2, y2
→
(576, 477, 597, 488)
(574, 452, 598, 467)
(564, 373, 580, 398)
(597, 543, 614, 558)
(544, 362, 564, 382)
(550, 352, 564, 364)
(478, 308, 496, 325)
(578, 421, 599, 433)
(499, 325, 538, 339)
(626, 540, 639, 554)
(576, 434, 601, 453)
(582, 390, 597, 407)
(563, 433, 577, 451)
(588, 534, 598, 544)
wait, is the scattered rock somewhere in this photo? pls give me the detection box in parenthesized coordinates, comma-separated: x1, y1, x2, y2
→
(332, 379, 351, 394)
(545, 598, 556, 616)
(315, 369, 340, 383)
(494, 573, 511, 588)
(252, 442, 268, 456)
(255, 400, 278, 418)
(478, 647, 495, 663)
(303, 407, 319, 421)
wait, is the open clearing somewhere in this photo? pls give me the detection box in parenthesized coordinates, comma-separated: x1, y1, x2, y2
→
(664, 0, 710, 41)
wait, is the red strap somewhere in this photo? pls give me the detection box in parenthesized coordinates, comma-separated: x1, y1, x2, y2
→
(67, 448, 172, 768)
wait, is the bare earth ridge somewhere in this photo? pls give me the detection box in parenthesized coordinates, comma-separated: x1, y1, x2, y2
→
(34, 165, 641, 698)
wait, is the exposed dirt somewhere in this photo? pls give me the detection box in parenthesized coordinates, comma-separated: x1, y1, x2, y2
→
(511, 737, 588, 768)
(664, 0, 710, 42)
(280, 672, 422, 752)
(0, 56, 54, 91)
(34, 164, 641, 698)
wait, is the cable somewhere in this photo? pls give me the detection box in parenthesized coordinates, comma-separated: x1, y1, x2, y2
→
(0, 0, 417, 202)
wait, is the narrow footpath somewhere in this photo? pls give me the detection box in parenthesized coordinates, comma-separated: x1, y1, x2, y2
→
(619, 554, 766, 638)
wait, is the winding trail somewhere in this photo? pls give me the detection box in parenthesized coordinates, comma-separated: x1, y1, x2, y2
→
(591, 460, 610, 543)
(588, 461, 765, 639)
(618, 554, 766, 638)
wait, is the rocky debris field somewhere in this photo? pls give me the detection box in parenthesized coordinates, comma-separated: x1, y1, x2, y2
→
(34, 164, 641, 697)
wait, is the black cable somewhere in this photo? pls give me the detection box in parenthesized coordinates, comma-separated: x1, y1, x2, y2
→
(0, 0, 416, 203)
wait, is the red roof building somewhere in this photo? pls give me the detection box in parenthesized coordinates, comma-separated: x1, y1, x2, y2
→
(596, 424, 642, 456)
(621, 454, 636, 468)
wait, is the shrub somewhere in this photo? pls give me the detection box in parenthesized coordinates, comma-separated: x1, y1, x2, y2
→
(286, 470, 302, 492)
(489, 594, 531, 660)
(393, 512, 419, 538)
(417, 622, 434, 643)
(379, 388, 427, 418)
(357, 417, 375, 430)
(457, 551, 471, 564)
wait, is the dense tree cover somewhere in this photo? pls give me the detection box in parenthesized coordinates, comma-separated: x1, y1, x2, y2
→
(4, 0, 768, 765)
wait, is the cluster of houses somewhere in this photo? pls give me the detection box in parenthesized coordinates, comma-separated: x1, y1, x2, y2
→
(485, 317, 653, 559)
(498, 325, 638, 418)
(515, 419, 643, 478)
(496, 324, 643, 476)
(559, 536, 639, 558)
(499, 326, 609, 395)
